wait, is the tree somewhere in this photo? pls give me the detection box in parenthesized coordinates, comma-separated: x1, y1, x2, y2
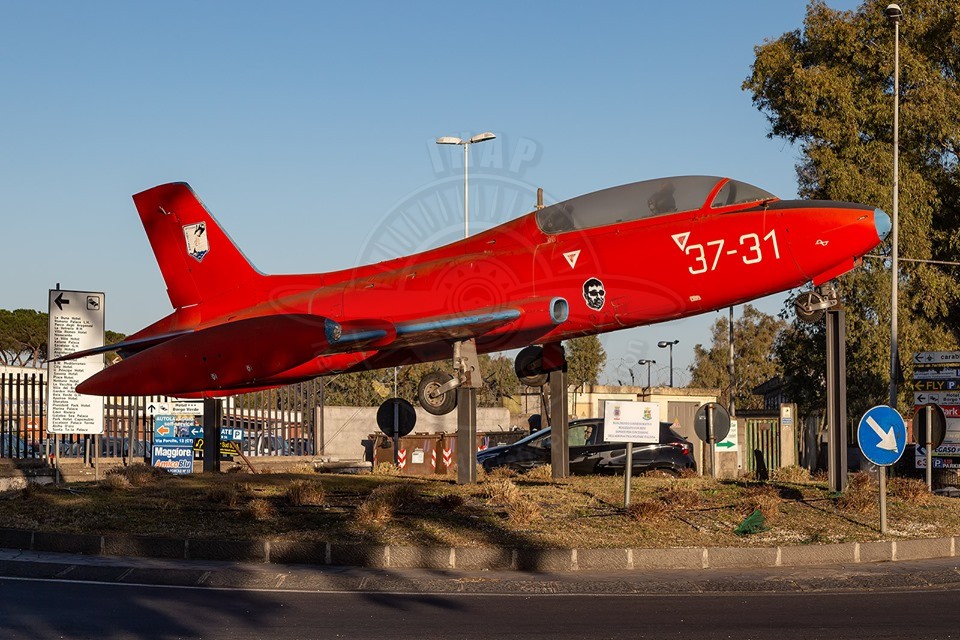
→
(689, 305, 786, 411)
(744, 1, 960, 413)
(0, 309, 48, 367)
(565, 336, 606, 390)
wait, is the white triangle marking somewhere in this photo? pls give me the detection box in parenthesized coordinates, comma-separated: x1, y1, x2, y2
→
(563, 250, 581, 269)
(672, 232, 690, 251)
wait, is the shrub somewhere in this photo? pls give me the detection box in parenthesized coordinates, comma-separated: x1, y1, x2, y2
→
(484, 479, 521, 506)
(772, 465, 812, 483)
(373, 462, 401, 476)
(837, 473, 877, 514)
(506, 498, 542, 526)
(354, 497, 393, 526)
(100, 474, 131, 491)
(525, 464, 554, 481)
(285, 480, 325, 506)
(206, 485, 240, 508)
(740, 484, 781, 522)
(486, 465, 518, 480)
(626, 499, 668, 522)
(242, 498, 276, 521)
(889, 477, 932, 506)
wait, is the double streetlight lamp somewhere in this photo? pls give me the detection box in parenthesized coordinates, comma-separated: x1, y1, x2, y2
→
(435, 132, 497, 238)
(638, 359, 656, 395)
(886, 3, 902, 410)
(657, 340, 679, 387)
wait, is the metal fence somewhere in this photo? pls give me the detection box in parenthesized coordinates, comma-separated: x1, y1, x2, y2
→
(0, 372, 321, 463)
(740, 413, 783, 474)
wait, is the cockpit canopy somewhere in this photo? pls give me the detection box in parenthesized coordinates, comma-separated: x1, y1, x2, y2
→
(535, 176, 777, 234)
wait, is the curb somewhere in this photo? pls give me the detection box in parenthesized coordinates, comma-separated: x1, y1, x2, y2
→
(1, 527, 956, 572)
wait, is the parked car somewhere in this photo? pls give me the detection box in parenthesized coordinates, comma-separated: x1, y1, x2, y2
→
(242, 434, 287, 456)
(0, 436, 28, 458)
(477, 418, 696, 476)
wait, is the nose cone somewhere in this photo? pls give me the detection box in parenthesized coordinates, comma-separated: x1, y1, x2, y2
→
(874, 208, 891, 241)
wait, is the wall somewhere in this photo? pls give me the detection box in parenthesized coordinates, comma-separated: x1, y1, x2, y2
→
(318, 405, 514, 461)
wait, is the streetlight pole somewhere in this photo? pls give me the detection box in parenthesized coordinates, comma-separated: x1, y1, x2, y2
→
(638, 359, 656, 399)
(657, 340, 679, 387)
(886, 3, 901, 410)
(436, 132, 497, 238)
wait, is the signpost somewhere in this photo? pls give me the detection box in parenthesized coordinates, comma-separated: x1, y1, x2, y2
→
(46, 289, 105, 435)
(153, 400, 205, 474)
(694, 403, 730, 478)
(604, 400, 659, 507)
(914, 403, 946, 490)
(857, 405, 907, 534)
(912, 351, 960, 474)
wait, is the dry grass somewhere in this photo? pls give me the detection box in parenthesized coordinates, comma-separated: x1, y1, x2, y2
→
(100, 474, 131, 491)
(627, 499, 669, 522)
(206, 485, 241, 508)
(372, 462, 400, 476)
(285, 480, 325, 506)
(484, 479, 521, 506)
(660, 485, 701, 510)
(740, 484, 782, 522)
(5, 468, 960, 550)
(679, 467, 699, 479)
(107, 463, 167, 487)
(772, 465, 811, 483)
(288, 462, 316, 475)
(889, 477, 932, 506)
(486, 465, 518, 480)
(837, 473, 877, 514)
(506, 498, 542, 526)
(524, 464, 554, 481)
(241, 498, 276, 521)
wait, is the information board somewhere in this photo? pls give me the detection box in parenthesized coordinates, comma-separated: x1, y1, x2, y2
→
(603, 401, 659, 443)
(913, 351, 960, 468)
(46, 290, 105, 434)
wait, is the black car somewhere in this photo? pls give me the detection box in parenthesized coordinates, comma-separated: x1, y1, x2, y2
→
(477, 418, 696, 476)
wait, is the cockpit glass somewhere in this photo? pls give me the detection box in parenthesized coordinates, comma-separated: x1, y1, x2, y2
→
(536, 175, 730, 234)
(710, 179, 776, 208)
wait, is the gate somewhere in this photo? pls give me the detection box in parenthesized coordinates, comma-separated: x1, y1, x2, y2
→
(740, 412, 781, 474)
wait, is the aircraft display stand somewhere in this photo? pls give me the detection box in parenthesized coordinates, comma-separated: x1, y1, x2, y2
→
(202, 398, 222, 473)
(456, 387, 478, 484)
(543, 343, 570, 479)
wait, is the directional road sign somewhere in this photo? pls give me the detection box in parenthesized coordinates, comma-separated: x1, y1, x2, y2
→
(694, 403, 730, 443)
(47, 289, 105, 434)
(914, 403, 947, 450)
(857, 405, 907, 466)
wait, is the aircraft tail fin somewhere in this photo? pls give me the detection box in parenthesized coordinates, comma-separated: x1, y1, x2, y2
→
(132, 183, 263, 310)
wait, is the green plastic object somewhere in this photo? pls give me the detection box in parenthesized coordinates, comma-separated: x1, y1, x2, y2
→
(734, 509, 767, 536)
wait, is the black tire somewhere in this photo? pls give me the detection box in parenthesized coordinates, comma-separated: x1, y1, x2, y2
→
(514, 346, 548, 387)
(417, 371, 458, 415)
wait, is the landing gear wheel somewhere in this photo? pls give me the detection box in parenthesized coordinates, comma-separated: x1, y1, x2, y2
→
(793, 291, 826, 323)
(515, 346, 548, 388)
(417, 371, 458, 415)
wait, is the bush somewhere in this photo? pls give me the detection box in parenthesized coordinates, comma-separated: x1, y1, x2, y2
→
(355, 497, 393, 526)
(242, 498, 276, 521)
(889, 477, 932, 506)
(524, 464, 554, 481)
(772, 465, 812, 483)
(740, 484, 781, 522)
(373, 462, 401, 476)
(626, 499, 668, 522)
(484, 479, 521, 506)
(285, 480, 325, 506)
(100, 474, 131, 491)
(435, 493, 464, 510)
(837, 473, 877, 514)
(486, 465, 518, 480)
(206, 485, 240, 508)
(506, 499, 542, 526)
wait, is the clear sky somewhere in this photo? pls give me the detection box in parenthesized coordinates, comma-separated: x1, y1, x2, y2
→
(2, 0, 863, 387)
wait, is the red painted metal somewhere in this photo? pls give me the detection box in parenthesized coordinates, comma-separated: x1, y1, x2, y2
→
(64, 178, 887, 397)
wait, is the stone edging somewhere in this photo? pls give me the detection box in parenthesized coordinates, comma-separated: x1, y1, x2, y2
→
(0, 527, 956, 572)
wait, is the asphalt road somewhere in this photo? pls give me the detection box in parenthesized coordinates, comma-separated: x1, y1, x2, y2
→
(2, 576, 960, 640)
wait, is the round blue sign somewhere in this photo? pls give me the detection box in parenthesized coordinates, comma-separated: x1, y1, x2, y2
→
(857, 405, 908, 466)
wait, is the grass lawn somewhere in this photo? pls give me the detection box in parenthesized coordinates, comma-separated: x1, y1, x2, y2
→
(0, 463, 956, 549)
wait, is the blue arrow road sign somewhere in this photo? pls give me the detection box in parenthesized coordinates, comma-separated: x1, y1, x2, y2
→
(857, 405, 907, 466)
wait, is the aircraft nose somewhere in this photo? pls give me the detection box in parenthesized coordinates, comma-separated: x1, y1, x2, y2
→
(874, 208, 891, 241)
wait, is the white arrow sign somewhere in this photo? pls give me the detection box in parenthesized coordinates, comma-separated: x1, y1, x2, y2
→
(867, 415, 899, 452)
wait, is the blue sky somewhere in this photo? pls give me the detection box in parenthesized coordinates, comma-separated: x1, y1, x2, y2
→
(2, 0, 863, 386)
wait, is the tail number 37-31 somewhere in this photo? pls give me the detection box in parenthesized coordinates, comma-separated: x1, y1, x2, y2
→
(683, 230, 780, 275)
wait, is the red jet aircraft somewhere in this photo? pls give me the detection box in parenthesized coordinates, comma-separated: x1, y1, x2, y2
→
(57, 175, 889, 411)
